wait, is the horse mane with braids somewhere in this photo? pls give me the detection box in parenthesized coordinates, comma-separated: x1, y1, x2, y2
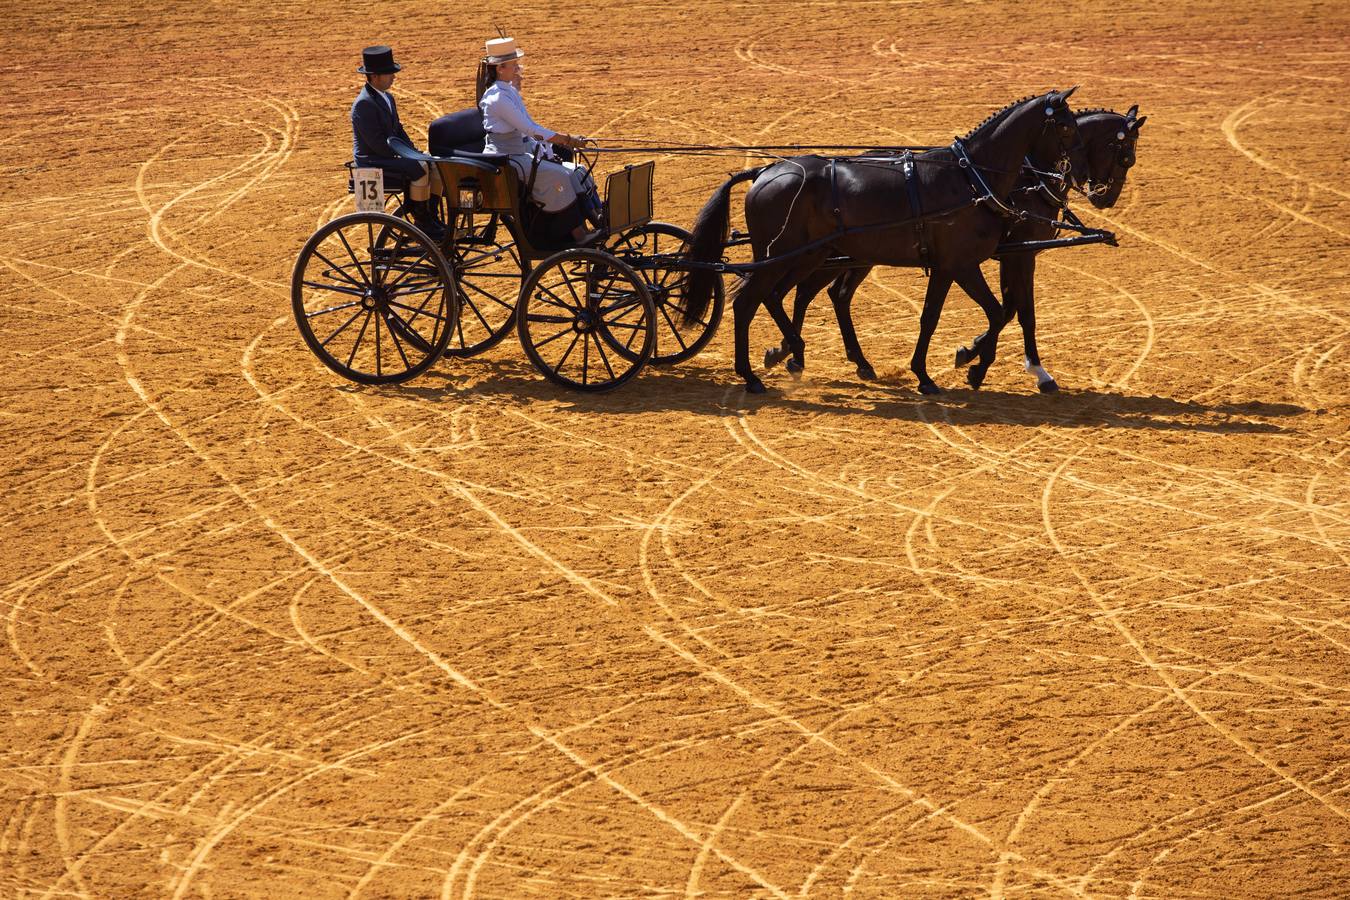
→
(1073, 107, 1126, 119)
(960, 93, 1040, 141)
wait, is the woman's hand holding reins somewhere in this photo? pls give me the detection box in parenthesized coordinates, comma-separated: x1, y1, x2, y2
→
(550, 133, 588, 151)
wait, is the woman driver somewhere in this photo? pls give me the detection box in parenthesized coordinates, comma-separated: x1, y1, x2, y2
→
(477, 37, 603, 243)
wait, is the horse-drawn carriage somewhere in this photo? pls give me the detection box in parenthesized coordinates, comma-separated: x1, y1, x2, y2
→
(291, 115, 722, 391)
(292, 90, 1142, 394)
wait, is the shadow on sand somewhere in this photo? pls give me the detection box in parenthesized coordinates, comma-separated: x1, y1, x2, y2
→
(367, 358, 1307, 435)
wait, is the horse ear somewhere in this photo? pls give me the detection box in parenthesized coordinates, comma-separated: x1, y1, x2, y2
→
(1126, 104, 1139, 120)
(1058, 85, 1079, 104)
(1130, 115, 1147, 130)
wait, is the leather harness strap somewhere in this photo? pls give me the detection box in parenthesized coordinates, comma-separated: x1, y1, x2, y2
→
(829, 157, 843, 230)
(901, 151, 932, 276)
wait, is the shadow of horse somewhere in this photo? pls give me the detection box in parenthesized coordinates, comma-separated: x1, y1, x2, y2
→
(372, 359, 1305, 435)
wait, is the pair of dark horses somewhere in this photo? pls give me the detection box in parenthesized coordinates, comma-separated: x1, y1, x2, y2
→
(682, 89, 1145, 394)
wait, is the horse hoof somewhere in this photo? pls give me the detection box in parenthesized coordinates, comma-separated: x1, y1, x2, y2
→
(785, 357, 803, 375)
(967, 368, 986, 390)
(918, 381, 942, 395)
(1038, 378, 1059, 394)
(954, 346, 975, 368)
(745, 379, 767, 395)
(857, 364, 876, 381)
(763, 348, 786, 369)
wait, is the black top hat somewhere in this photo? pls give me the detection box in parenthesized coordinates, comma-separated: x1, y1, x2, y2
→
(358, 46, 402, 75)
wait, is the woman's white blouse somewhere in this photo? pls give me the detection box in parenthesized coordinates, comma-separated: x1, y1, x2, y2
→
(481, 81, 555, 155)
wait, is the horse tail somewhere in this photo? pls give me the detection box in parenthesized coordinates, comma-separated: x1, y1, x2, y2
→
(684, 166, 767, 325)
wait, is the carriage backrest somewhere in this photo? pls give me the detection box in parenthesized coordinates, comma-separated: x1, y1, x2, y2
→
(428, 108, 486, 156)
(605, 162, 654, 232)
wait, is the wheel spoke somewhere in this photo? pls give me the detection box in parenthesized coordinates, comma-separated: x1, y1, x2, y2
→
(603, 297, 643, 325)
(590, 332, 617, 381)
(321, 307, 364, 347)
(558, 264, 585, 308)
(536, 283, 579, 312)
(461, 278, 515, 311)
(531, 324, 575, 350)
(383, 248, 433, 293)
(458, 289, 494, 332)
(553, 331, 581, 374)
(313, 247, 368, 289)
(656, 300, 690, 351)
(374, 306, 383, 376)
(303, 280, 365, 298)
(526, 313, 575, 325)
(306, 299, 361, 319)
(601, 320, 646, 332)
(336, 229, 373, 288)
(384, 311, 413, 369)
(581, 329, 590, 384)
(387, 299, 450, 325)
(346, 311, 372, 367)
(385, 306, 435, 354)
(388, 281, 443, 298)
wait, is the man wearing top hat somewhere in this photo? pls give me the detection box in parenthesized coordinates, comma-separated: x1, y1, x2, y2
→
(351, 45, 445, 240)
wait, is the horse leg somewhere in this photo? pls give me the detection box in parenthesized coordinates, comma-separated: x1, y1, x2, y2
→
(952, 265, 1007, 390)
(909, 271, 954, 394)
(1010, 255, 1057, 392)
(765, 269, 830, 371)
(830, 267, 876, 380)
(761, 276, 808, 378)
(733, 270, 776, 393)
(956, 259, 1021, 369)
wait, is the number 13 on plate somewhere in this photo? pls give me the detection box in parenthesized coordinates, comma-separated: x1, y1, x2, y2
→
(353, 168, 384, 212)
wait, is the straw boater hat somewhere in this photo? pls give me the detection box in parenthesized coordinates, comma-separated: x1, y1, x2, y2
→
(484, 37, 524, 64)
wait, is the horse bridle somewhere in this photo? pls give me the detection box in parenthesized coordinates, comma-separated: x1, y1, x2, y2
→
(1081, 120, 1138, 199)
(956, 99, 1081, 219)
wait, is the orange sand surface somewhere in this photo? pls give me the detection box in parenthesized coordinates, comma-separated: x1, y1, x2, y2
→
(2, 1, 1348, 896)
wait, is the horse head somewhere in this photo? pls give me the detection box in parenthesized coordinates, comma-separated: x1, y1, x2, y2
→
(1073, 105, 1146, 208)
(1045, 86, 1082, 156)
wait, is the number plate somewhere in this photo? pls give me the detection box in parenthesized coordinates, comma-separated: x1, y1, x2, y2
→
(353, 168, 384, 212)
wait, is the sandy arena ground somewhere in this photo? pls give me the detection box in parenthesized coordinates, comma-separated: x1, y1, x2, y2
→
(2, 1, 1348, 896)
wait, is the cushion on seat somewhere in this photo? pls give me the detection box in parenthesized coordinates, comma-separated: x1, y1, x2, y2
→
(429, 109, 486, 156)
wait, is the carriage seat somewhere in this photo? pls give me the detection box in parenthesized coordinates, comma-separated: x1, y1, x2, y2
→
(344, 160, 410, 192)
(428, 108, 486, 157)
(429, 106, 574, 163)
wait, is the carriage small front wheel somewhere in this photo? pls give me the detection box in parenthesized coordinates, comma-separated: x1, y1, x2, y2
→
(516, 248, 656, 392)
(292, 211, 457, 385)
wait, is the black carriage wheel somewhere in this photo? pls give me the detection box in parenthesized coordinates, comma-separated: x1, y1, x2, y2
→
(292, 212, 456, 385)
(444, 215, 521, 357)
(607, 221, 724, 365)
(516, 248, 656, 392)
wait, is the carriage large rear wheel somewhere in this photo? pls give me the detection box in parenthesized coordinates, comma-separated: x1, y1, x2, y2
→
(608, 221, 723, 365)
(292, 212, 456, 385)
(516, 248, 656, 392)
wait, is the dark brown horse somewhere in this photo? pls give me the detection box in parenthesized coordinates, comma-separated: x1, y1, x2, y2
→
(684, 88, 1081, 393)
(764, 106, 1146, 392)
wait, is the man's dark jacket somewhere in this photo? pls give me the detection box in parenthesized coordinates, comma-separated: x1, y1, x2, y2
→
(351, 84, 423, 181)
